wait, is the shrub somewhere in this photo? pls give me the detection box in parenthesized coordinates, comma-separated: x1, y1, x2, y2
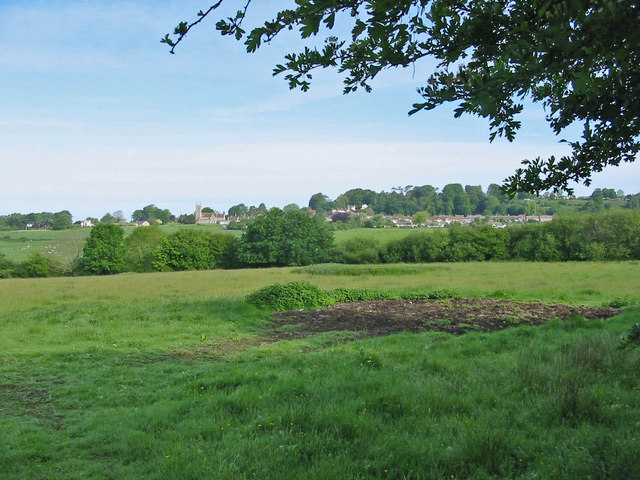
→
(331, 288, 395, 303)
(13, 254, 66, 278)
(124, 225, 167, 272)
(402, 289, 462, 300)
(382, 230, 449, 263)
(603, 296, 637, 308)
(245, 281, 334, 311)
(153, 229, 237, 271)
(330, 237, 382, 264)
(82, 224, 126, 275)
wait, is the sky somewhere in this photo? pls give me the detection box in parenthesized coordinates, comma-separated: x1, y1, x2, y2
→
(1, 0, 638, 221)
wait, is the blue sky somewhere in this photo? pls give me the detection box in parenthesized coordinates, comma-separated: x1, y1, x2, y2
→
(1, 0, 638, 221)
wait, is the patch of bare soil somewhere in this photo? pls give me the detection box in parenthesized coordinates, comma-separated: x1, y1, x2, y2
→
(268, 298, 620, 340)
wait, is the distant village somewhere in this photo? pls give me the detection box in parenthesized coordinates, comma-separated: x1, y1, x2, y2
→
(194, 203, 554, 229)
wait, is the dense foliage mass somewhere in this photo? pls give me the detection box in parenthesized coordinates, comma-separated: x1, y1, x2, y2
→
(237, 208, 333, 267)
(165, 0, 640, 194)
(153, 229, 236, 271)
(310, 185, 633, 218)
(0, 210, 73, 230)
(81, 224, 126, 275)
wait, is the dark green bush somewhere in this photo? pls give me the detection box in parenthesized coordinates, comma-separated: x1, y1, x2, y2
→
(245, 281, 334, 311)
(331, 288, 395, 303)
(238, 208, 333, 267)
(246, 282, 464, 312)
(14, 254, 66, 278)
(402, 289, 462, 300)
(604, 296, 637, 308)
(82, 224, 126, 275)
(329, 237, 382, 264)
(153, 229, 237, 271)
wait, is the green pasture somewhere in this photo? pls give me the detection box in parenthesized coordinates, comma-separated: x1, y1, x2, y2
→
(0, 228, 89, 264)
(2, 262, 638, 312)
(1, 263, 639, 479)
(333, 226, 419, 244)
(0, 224, 236, 264)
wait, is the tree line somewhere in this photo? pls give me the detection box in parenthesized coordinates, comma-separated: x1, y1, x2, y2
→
(3, 188, 637, 232)
(309, 185, 634, 219)
(0, 211, 73, 231)
(2, 209, 639, 279)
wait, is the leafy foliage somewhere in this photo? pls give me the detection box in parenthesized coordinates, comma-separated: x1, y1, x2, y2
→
(124, 226, 168, 272)
(245, 281, 334, 311)
(330, 236, 381, 264)
(246, 281, 464, 311)
(153, 229, 236, 271)
(81, 224, 126, 275)
(165, 1, 640, 194)
(238, 208, 333, 267)
(131, 204, 173, 224)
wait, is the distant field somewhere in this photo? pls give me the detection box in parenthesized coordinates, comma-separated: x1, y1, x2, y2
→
(0, 228, 90, 263)
(333, 227, 422, 244)
(2, 261, 638, 311)
(0, 224, 237, 264)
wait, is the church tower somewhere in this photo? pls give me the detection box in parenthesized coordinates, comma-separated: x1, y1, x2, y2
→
(195, 204, 202, 223)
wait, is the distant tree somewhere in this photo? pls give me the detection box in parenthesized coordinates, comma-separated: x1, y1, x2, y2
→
(625, 195, 640, 210)
(82, 224, 126, 275)
(308, 193, 331, 213)
(238, 208, 333, 267)
(5, 214, 26, 230)
(283, 203, 300, 212)
(201, 207, 215, 213)
(178, 213, 196, 224)
(412, 211, 429, 226)
(112, 210, 126, 222)
(100, 213, 117, 224)
(247, 203, 268, 217)
(465, 186, 486, 215)
(52, 210, 73, 230)
(124, 225, 168, 272)
(228, 203, 248, 216)
(132, 204, 173, 224)
(442, 184, 471, 216)
(487, 184, 508, 203)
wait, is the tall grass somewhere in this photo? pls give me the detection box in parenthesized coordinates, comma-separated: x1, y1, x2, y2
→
(1, 303, 638, 479)
(5, 261, 636, 311)
(1, 263, 639, 478)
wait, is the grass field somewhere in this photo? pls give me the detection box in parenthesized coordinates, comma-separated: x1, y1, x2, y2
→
(333, 227, 418, 244)
(0, 224, 236, 264)
(1, 263, 639, 479)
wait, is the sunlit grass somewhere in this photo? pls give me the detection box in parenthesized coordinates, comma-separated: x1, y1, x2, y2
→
(1, 263, 640, 479)
(2, 262, 638, 311)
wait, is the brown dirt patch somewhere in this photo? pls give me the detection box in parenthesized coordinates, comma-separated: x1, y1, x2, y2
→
(268, 298, 619, 340)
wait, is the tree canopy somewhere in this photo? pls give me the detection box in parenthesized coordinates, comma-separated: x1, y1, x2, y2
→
(237, 208, 333, 267)
(164, 0, 640, 195)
